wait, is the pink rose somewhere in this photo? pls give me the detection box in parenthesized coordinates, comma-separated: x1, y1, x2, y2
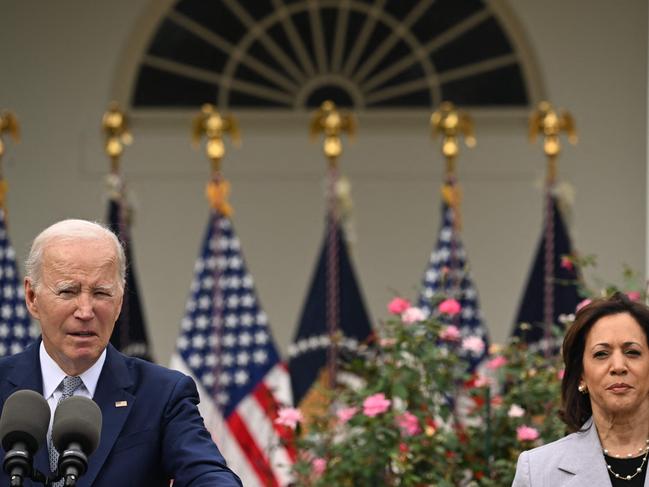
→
(388, 297, 411, 315)
(363, 393, 391, 417)
(438, 298, 461, 316)
(627, 291, 642, 301)
(462, 336, 485, 356)
(576, 299, 592, 312)
(401, 307, 426, 324)
(516, 425, 540, 442)
(485, 355, 507, 370)
(336, 406, 358, 424)
(560, 256, 574, 271)
(396, 411, 421, 437)
(275, 407, 303, 430)
(440, 325, 461, 341)
(473, 374, 492, 388)
(380, 337, 397, 348)
(508, 404, 525, 418)
(312, 457, 326, 476)
(557, 369, 565, 380)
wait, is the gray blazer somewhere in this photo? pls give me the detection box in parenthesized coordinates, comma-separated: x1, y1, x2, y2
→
(512, 418, 649, 486)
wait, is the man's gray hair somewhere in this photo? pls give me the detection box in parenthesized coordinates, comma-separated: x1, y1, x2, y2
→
(25, 219, 126, 290)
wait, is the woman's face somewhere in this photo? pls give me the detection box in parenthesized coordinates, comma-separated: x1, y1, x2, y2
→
(581, 312, 649, 420)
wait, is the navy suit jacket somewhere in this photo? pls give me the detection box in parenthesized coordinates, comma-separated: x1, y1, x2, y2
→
(0, 342, 242, 486)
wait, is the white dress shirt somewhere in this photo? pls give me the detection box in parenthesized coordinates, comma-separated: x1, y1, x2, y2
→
(39, 342, 105, 437)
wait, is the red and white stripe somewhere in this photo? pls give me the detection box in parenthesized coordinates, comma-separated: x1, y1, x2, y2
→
(170, 355, 294, 487)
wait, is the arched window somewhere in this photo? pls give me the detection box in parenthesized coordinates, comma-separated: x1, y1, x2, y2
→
(129, 0, 539, 110)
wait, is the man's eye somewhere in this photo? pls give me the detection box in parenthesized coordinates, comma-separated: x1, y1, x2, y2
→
(58, 289, 75, 296)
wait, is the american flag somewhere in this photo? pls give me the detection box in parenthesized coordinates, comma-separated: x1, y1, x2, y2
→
(0, 209, 39, 356)
(170, 210, 294, 487)
(418, 200, 489, 369)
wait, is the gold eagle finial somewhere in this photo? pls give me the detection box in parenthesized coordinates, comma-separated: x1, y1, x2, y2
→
(192, 104, 240, 216)
(529, 100, 577, 157)
(310, 100, 356, 166)
(431, 101, 476, 178)
(529, 101, 577, 183)
(101, 102, 133, 174)
(192, 104, 240, 173)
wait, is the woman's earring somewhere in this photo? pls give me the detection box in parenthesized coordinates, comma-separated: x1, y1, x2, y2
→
(578, 383, 588, 394)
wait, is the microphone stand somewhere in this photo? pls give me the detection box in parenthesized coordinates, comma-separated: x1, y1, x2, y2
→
(28, 469, 48, 486)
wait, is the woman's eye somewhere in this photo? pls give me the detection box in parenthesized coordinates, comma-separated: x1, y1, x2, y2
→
(593, 351, 607, 358)
(626, 349, 641, 356)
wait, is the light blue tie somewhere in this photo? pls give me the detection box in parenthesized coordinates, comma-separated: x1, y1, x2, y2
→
(49, 376, 83, 485)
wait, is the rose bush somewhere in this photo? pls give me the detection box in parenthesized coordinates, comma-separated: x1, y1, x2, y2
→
(286, 261, 645, 485)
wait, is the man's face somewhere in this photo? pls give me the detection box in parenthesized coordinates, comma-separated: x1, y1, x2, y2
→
(25, 237, 123, 375)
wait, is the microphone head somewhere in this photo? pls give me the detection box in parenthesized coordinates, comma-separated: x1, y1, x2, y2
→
(0, 389, 50, 454)
(52, 396, 102, 455)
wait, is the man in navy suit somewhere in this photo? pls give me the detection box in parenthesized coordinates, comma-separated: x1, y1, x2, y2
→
(0, 219, 242, 486)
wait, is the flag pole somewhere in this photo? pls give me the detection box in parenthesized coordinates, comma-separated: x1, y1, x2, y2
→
(0, 111, 20, 216)
(192, 103, 240, 399)
(430, 101, 476, 289)
(102, 102, 136, 354)
(0, 111, 35, 357)
(309, 100, 356, 390)
(431, 100, 481, 455)
(528, 101, 577, 355)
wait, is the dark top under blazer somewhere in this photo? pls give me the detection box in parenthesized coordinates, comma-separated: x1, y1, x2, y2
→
(0, 341, 242, 487)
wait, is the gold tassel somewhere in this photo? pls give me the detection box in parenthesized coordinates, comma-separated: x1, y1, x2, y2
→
(441, 183, 462, 230)
(205, 179, 233, 217)
(0, 179, 9, 209)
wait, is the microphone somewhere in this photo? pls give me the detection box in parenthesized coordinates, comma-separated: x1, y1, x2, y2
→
(0, 390, 50, 487)
(52, 396, 101, 486)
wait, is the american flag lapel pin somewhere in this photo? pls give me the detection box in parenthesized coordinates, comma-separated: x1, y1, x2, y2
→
(115, 400, 128, 408)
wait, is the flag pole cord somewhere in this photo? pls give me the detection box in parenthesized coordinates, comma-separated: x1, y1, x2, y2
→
(210, 174, 226, 403)
(116, 181, 131, 350)
(543, 159, 556, 357)
(326, 162, 340, 390)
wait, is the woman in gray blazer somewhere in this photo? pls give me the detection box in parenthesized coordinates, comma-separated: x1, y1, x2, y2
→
(513, 293, 649, 486)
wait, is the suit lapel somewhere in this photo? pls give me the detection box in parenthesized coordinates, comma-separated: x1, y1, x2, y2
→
(79, 345, 135, 487)
(558, 420, 612, 487)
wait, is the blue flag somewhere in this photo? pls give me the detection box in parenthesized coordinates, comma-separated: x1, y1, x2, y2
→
(512, 196, 579, 347)
(418, 201, 489, 369)
(107, 195, 153, 361)
(288, 219, 373, 405)
(0, 209, 38, 356)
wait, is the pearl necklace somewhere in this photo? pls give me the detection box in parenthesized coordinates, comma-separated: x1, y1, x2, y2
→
(603, 439, 649, 481)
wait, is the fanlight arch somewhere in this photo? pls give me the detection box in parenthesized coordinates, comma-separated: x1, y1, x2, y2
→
(122, 0, 541, 111)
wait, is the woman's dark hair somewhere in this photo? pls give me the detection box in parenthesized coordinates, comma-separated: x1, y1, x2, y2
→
(561, 292, 649, 431)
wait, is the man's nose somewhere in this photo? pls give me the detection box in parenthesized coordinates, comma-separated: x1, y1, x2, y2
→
(74, 293, 95, 320)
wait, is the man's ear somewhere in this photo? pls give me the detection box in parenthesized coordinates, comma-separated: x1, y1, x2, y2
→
(114, 291, 124, 322)
(24, 278, 40, 320)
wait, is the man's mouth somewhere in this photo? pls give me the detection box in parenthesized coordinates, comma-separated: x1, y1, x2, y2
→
(69, 331, 96, 337)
